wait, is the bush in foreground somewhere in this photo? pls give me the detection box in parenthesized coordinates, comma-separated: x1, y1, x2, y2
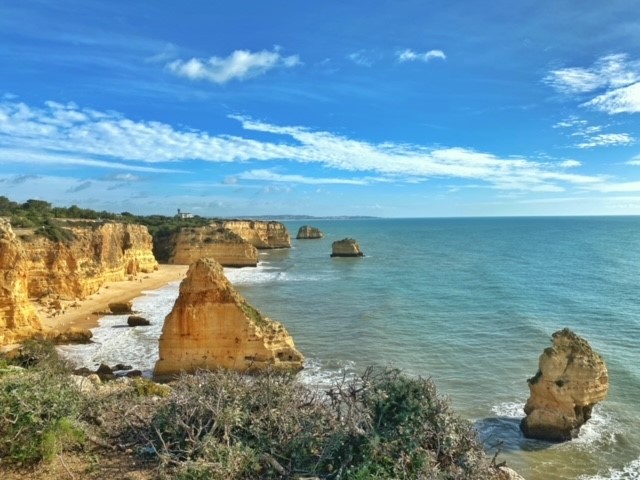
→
(149, 368, 495, 479)
(0, 343, 85, 466)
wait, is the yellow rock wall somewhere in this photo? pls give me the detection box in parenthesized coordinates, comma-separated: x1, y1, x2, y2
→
(23, 223, 158, 300)
(213, 220, 291, 249)
(0, 219, 42, 345)
(169, 226, 258, 267)
(154, 258, 303, 378)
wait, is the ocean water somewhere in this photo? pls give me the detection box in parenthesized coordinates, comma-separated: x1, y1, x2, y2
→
(59, 217, 640, 480)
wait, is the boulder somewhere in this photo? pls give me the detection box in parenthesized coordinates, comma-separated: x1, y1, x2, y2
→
(330, 238, 364, 257)
(113, 363, 133, 371)
(154, 258, 304, 379)
(108, 301, 133, 314)
(45, 327, 93, 344)
(96, 363, 113, 375)
(127, 315, 150, 326)
(520, 328, 609, 442)
(296, 225, 324, 239)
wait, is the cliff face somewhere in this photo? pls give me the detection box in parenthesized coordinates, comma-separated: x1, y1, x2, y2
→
(521, 328, 609, 442)
(169, 226, 258, 267)
(23, 223, 158, 300)
(154, 258, 303, 378)
(0, 219, 42, 345)
(214, 220, 291, 249)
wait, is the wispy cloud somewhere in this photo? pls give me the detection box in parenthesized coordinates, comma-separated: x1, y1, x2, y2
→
(553, 115, 634, 149)
(231, 169, 371, 185)
(347, 50, 378, 67)
(0, 98, 610, 193)
(559, 159, 582, 168)
(544, 54, 639, 94)
(66, 180, 92, 193)
(544, 53, 640, 115)
(583, 82, 640, 114)
(396, 49, 446, 63)
(166, 48, 300, 84)
(574, 133, 634, 149)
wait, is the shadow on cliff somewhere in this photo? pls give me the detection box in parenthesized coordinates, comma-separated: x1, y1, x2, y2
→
(475, 416, 556, 453)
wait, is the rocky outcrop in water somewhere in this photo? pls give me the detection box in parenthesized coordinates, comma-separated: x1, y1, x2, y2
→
(213, 220, 291, 249)
(0, 219, 42, 345)
(169, 226, 258, 267)
(154, 258, 303, 379)
(331, 238, 364, 257)
(23, 222, 158, 300)
(296, 225, 324, 239)
(520, 328, 609, 442)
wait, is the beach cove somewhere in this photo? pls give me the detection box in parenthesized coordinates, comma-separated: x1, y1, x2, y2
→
(60, 217, 640, 480)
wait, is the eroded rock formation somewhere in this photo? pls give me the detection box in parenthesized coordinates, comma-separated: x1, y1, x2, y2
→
(23, 223, 158, 300)
(0, 219, 42, 345)
(331, 238, 364, 257)
(520, 328, 609, 442)
(296, 225, 324, 239)
(214, 220, 291, 249)
(169, 226, 258, 267)
(154, 258, 303, 378)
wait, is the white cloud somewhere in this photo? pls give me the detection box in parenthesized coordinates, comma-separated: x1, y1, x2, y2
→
(553, 117, 587, 129)
(544, 53, 639, 94)
(347, 50, 377, 67)
(582, 82, 640, 114)
(397, 49, 446, 63)
(167, 48, 300, 84)
(0, 98, 610, 194)
(553, 115, 633, 149)
(559, 159, 582, 168)
(628, 157, 640, 166)
(585, 181, 640, 193)
(575, 133, 634, 149)
(232, 169, 370, 185)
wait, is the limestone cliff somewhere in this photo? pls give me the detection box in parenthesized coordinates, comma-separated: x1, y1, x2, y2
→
(154, 258, 303, 378)
(169, 226, 258, 267)
(521, 328, 609, 442)
(213, 220, 291, 249)
(296, 225, 324, 239)
(0, 219, 42, 345)
(23, 222, 158, 300)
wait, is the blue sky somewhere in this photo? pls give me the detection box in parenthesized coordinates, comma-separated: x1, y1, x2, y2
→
(1, 0, 640, 217)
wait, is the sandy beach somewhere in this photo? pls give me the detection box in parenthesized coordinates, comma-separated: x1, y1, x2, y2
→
(40, 264, 189, 333)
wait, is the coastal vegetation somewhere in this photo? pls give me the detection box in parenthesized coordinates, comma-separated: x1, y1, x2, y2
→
(0, 340, 502, 479)
(0, 195, 210, 259)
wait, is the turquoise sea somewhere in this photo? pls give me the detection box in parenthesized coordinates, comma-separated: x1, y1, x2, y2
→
(61, 217, 640, 480)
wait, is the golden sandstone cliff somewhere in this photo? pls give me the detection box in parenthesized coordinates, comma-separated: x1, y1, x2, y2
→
(0, 219, 42, 345)
(0, 220, 158, 346)
(213, 220, 291, 249)
(23, 223, 158, 300)
(521, 328, 609, 442)
(154, 258, 303, 378)
(168, 226, 258, 267)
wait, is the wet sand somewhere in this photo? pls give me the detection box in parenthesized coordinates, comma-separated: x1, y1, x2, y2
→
(40, 264, 188, 333)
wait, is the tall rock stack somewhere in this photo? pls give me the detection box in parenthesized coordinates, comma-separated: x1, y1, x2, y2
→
(154, 258, 303, 379)
(520, 328, 609, 441)
(0, 219, 42, 345)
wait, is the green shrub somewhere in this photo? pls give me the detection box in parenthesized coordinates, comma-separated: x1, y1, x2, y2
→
(147, 368, 495, 479)
(0, 369, 85, 465)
